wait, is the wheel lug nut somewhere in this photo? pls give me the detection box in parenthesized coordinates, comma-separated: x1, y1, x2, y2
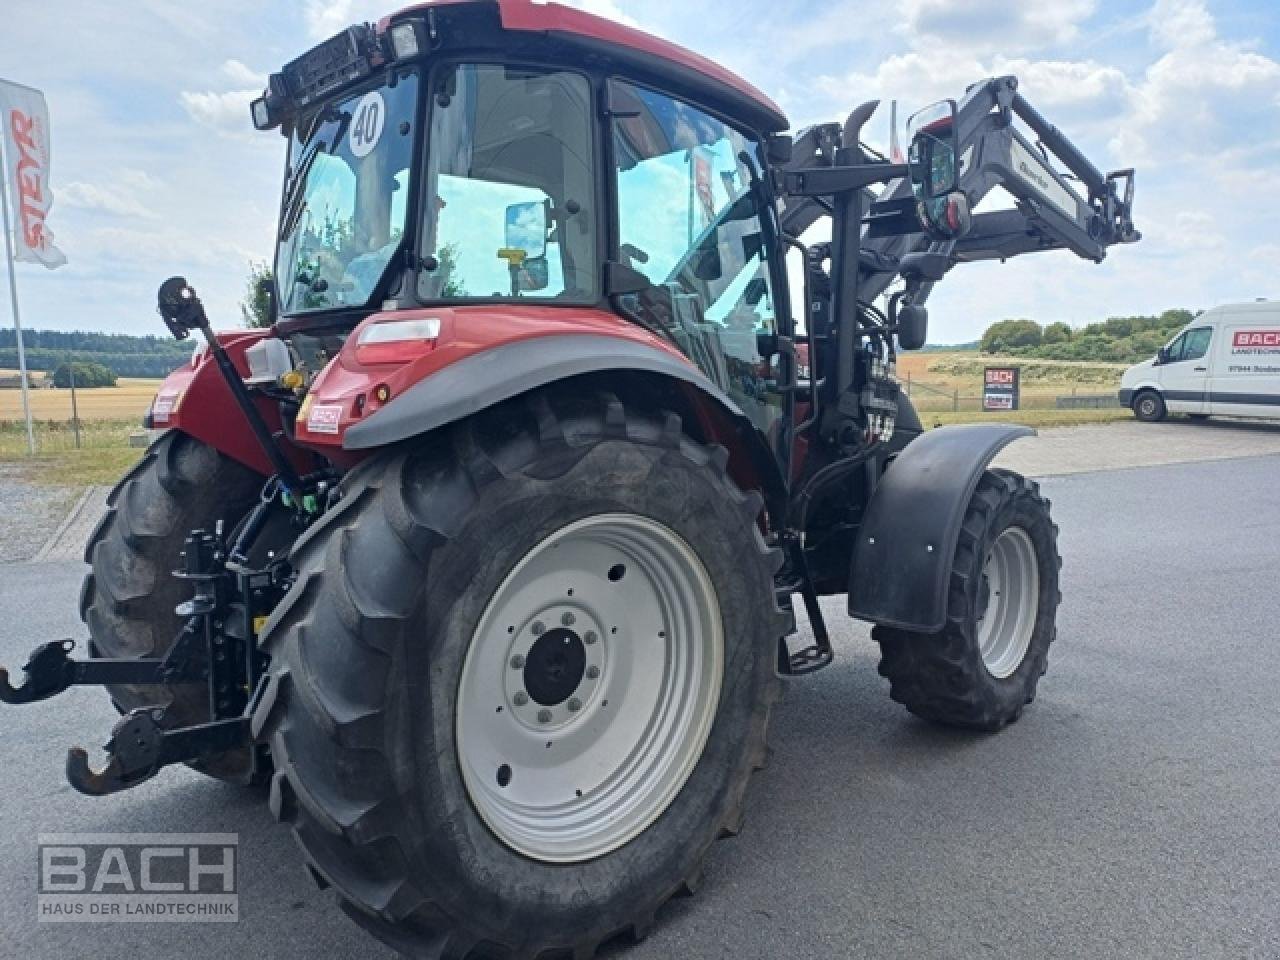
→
(586, 666, 600, 680)
(510, 654, 525, 669)
(537, 709, 553, 723)
(568, 698, 582, 712)
(513, 692, 529, 707)
(561, 612, 576, 626)
(584, 631, 598, 645)
(531, 621, 545, 636)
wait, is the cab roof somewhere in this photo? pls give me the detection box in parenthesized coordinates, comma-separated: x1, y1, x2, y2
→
(387, 0, 789, 132)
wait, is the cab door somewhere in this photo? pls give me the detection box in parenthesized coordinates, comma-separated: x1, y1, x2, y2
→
(1158, 326, 1212, 414)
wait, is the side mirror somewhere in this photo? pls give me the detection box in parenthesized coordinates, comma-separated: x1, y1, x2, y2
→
(907, 100, 959, 199)
(766, 134, 793, 165)
(1156, 347, 1170, 365)
(256, 273, 278, 326)
(896, 303, 929, 351)
(916, 191, 971, 241)
(504, 201, 548, 261)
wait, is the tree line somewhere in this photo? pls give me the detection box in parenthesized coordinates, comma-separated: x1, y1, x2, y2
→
(979, 309, 1197, 363)
(0, 329, 192, 379)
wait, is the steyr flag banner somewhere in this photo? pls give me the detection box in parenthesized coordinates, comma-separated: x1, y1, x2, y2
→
(0, 80, 66, 269)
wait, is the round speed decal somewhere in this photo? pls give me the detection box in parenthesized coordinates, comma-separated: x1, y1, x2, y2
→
(349, 91, 385, 159)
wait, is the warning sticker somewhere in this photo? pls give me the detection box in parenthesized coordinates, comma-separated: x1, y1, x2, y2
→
(348, 91, 385, 159)
(151, 392, 180, 423)
(307, 404, 344, 435)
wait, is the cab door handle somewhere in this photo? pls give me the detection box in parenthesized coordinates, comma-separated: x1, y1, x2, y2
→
(1194, 366, 1207, 371)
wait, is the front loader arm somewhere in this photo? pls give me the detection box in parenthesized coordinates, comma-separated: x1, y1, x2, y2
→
(781, 75, 1139, 304)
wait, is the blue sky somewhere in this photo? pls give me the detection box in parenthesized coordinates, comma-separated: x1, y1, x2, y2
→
(1, 0, 1276, 344)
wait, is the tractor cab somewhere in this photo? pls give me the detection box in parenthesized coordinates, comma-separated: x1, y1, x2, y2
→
(256, 0, 794, 442)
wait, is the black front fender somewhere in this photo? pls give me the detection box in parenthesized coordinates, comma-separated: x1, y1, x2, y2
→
(847, 423, 1033, 632)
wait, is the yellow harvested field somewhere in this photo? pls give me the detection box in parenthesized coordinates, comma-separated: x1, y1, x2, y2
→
(0, 371, 161, 422)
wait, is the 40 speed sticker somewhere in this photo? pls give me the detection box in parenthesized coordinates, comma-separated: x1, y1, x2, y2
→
(349, 91, 385, 159)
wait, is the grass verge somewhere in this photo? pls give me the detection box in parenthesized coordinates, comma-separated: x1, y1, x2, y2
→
(0, 420, 144, 487)
(924, 408, 1133, 429)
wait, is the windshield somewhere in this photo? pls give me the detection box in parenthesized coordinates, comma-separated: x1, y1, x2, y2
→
(418, 64, 597, 301)
(276, 70, 419, 315)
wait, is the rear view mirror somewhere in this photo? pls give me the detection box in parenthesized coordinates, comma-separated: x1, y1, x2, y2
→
(907, 101, 972, 240)
(504, 201, 548, 260)
(907, 100, 959, 199)
(896, 303, 929, 351)
(1157, 346, 1170, 365)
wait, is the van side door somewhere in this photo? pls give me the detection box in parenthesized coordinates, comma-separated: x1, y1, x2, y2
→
(1210, 319, 1280, 418)
(1158, 326, 1212, 414)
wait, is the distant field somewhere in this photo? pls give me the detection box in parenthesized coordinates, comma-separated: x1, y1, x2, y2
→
(0, 370, 160, 422)
(896, 351, 1124, 412)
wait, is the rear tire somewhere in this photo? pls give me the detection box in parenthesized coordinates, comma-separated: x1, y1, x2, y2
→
(873, 469, 1060, 731)
(80, 431, 262, 780)
(252, 389, 787, 959)
(1133, 390, 1166, 422)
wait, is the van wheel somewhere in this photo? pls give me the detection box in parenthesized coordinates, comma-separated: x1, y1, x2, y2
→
(1133, 390, 1165, 423)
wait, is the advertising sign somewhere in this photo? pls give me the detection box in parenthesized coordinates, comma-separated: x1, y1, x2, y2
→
(1227, 329, 1280, 376)
(983, 366, 1020, 411)
(0, 79, 67, 268)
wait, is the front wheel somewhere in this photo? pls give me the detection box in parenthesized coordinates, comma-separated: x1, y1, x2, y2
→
(253, 389, 788, 958)
(874, 469, 1060, 731)
(1133, 390, 1166, 422)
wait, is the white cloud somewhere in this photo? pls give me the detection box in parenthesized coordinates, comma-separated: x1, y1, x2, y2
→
(1111, 0, 1280, 164)
(221, 59, 267, 89)
(901, 0, 1098, 52)
(179, 88, 260, 137)
(59, 181, 158, 220)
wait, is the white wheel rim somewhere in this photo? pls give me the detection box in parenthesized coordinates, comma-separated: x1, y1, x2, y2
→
(976, 526, 1039, 679)
(456, 513, 723, 863)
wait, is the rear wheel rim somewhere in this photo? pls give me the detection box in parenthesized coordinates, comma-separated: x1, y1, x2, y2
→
(456, 513, 723, 863)
(976, 526, 1039, 679)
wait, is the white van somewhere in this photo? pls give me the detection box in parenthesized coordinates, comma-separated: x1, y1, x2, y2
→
(1119, 301, 1280, 422)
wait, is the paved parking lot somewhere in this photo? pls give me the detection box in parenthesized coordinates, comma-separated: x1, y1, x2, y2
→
(1, 446, 1278, 959)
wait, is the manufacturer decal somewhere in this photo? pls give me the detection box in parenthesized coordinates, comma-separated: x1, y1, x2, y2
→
(151, 392, 180, 423)
(1010, 139, 1077, 220)
(306, 403, 344, 435)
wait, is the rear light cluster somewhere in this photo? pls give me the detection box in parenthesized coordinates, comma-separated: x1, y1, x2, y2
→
(355, 317, 441, 365)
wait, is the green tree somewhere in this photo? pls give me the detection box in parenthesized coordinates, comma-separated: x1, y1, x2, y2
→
(1042, 321, 1073, 344)
(980, 319, 1043, 353)
(52, 361, 116, 388)
(436, 242, 466, 298)
(241, 261, 276, 328)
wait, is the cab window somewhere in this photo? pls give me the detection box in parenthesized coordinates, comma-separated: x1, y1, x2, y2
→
(610, 80, 781, 434)
(418, 64, 597, 301)
(1166, 327, 1212, 363)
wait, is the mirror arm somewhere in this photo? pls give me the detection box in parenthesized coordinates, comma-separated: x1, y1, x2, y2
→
(784, 163, 909, 198)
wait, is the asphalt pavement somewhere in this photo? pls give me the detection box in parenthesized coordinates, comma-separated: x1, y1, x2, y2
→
(1, 453, 1278, 959)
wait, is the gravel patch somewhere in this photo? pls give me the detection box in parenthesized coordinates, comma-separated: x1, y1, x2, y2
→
(0, 465, 79, 565)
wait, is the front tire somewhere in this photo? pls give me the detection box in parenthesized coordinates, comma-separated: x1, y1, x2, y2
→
(253, 389, 787, 958)
(873, 469, 1060, 731)
(1133, 390, 1166, 422)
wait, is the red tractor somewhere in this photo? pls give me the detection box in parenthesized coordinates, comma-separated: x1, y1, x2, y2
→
(1, 2, 1138, 956)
